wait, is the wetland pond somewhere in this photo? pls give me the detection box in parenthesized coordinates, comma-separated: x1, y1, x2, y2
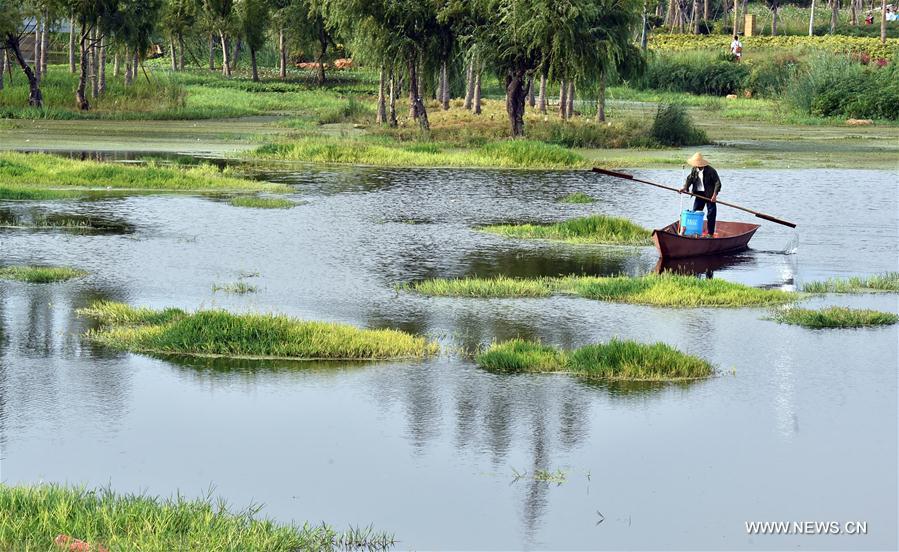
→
(1, 163, 896, 550)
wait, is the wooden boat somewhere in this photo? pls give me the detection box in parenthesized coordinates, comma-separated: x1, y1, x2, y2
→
(652, 220, 760, 259)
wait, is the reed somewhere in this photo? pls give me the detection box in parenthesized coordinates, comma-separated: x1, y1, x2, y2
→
(0, 265, 87, 283)
(0, 483, 394, 551)
(802, 272, 899, 293)
(477, 338, 713, 380)
(229, 197, 297, 209)
(79, 302, 438, 360)
(481, 215, 651, 245)
(402, 276, 555, 298)
(770, 306, 898, 328)
(558, 192, 596, 204)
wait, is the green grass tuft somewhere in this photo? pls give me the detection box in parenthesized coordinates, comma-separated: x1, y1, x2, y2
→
(802, 272, 899, 293)
(229, 196, 297, 209)
(770, 306, 898, 328)
(212, 282, 258, 294)
(406, 273, 798, 307)
(0, 483, 394, 551)
(477, 338, 713, 380)
(78, 302, 438, 360)
(0, 265, 87, 283)
(482, 215, 651, 245)
(558, 192, 596, 204)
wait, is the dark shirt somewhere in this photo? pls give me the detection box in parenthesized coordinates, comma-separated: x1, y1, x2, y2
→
(685, 166, 721, 198)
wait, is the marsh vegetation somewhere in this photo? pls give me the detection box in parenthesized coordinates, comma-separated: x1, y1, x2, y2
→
(0, 265, 87, 283)
(229, 196, 298, 209)
(481, 215, 652, 245)
(803, 272, 899, 293)
(770, 306, 899, 328)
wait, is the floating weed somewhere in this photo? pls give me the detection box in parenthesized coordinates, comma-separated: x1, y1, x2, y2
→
(0, 483, 393, 551)
(229, 196, 297, 209)
(212, 282, 258, 294)
(481, 215, 651, 245)
(477, 338, 713, 381)
(770, 306, 898, 328)
(78, 302, 439, 360)
(0, 265, 87, 283)
(558, 192, 595, 204)
(802, 272, 899, 293)
(533, 469, 568, 484)
(406, 273, 798, 307)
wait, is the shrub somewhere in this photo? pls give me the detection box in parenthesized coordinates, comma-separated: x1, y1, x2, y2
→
(746, 54, 803, 97)
(651, 104, 708, 146)
(788, 55, 899, 119)
(637, 50, 751, 96)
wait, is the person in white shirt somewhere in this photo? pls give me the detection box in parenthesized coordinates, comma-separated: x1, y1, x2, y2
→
(730, 35, 743, 61)
(679, 152, 722, 236)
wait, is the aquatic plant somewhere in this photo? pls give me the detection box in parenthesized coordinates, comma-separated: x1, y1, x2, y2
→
(212, 282, 259, 294)
(229, 197, 298, 209)
(802, 272, 899, 293)
(0, 266, 87, 283)
(481, 215, 651, 245)
(79, 302, 438, 360)
(558, 192, 595, 204)
(770, 306, 898, 329)
(0, 483, 394, 551)
(477, 338, 713, 380)
(0, 152, 289, 200)
(406, 273, 798, 308)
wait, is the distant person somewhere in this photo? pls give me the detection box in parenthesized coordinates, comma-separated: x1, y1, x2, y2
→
(730, 35, 743, 61)
(865, 12, 874, 24)
(680, 152, 721, 237)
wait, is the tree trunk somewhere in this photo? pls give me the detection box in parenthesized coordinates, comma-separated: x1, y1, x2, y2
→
(231, 37, 241, 70)
(98, 36, 106, 95)
(0, 50, 5, 90)
(463, 58, 474, 109)
(278, 28, 286, 78)
(596, 72, 607, 123)
(693, 0, 701, 32)
(113, 51, 119, 77)
(76, 26, 90, 109)
(830, 0, 839, 32)
(538, 73, 547, 113)
(250, 48, 259, 81)
(566, 81, 575, 118)
(772, 5, 779, 34)
(133, 49, 139, 84)
(124, 45, 132, 86)
(440, 60, 449, 110)
(209, 33, 216, 70)
(69, 17, 77, 73)
(849, 0, 856, 25)
(809, 0, 816, 35)
(559, 80, 568, 120)
(170, 35, 177, 70)
(91, 29, 99, 99)
(407, 55, 430, 131)
(641, 3, 649, 48)
(376, 66, 387, 124)
(472, 65, 482, 115)
(178, 33, 185, 70)
(734, 0, 740, 33)
(703, 0, 709, 21)
(527, 76, 535, 107)
(316, 29, 327, 86)
(388, 69, 398, 127)
(505, 70, 527, 137)
(5, 35, 43, 107)
(40, 9, 49, 76)
(33, 15, 41, 84)
(220, 32, 231, 77)
(882, 0, 887, 43)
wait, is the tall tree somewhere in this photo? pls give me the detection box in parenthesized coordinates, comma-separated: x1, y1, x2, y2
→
(161, 0, 197, 71)
(202, 0, 234, 76)
(1, 0, 43, 106)
(237, 0, 269, 81)
(71, 0, 117, 109)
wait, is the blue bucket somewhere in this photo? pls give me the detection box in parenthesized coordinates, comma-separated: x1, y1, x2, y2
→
(680, 210, 704, 236)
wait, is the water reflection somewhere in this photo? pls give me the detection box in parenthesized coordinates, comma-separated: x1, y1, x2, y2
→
(0, 206, 136, 235)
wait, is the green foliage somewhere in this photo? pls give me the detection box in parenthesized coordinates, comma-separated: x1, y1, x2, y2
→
(638, 50, 750, 96)
(477, 338, 713, 380)
(802, 272, 899, 293)
(229, 196, 297, 209)
(0, 266, 87, 283)
(770, 306, 899, 328)
(789, 57, 899, 120)
(482, 215, 651, 245)
(79, 302, 439, 360)
(406, 273, 799, 307)
(650, 104, 708, 146)
(558, 192, 595, 204)
(746, 54, 803, 97)
(0, 483, 394, 551)
(649, 33, 899, 62)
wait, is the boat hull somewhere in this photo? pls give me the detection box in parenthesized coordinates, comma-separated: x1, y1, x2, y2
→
(652, 221, 760, 259)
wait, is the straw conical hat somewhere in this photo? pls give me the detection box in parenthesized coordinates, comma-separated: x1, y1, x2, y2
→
(686, 152, 710, 167)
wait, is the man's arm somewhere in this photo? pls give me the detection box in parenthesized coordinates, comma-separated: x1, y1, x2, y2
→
(709, 168, 721, 201)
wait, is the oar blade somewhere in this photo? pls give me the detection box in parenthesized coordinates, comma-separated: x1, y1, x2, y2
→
(755, 212, 797, 228)
(591, 167, 634, 180)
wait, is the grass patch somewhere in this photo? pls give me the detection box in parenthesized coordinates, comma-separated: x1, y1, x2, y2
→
(802, 272, 899, 293)
(0, 265, 87, 283)
(79, 301, 438, 360)
(770, 306, 899, 328)
(0, 152, 288, 200)
(405, 273, 798, 307)
(212, 282, 258, 294)
(0, 483, 394, 551)
(481, 215, 652, 245)
(477, 338, 713, 380)
(558, 192, 595, 204)
(229, 196, 297, 209)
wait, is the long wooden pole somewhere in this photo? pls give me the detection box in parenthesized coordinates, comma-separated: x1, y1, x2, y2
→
(592, 167, 797, 228)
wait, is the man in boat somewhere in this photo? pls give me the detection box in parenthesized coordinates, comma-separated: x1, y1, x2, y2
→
(679, 152, 720, 237)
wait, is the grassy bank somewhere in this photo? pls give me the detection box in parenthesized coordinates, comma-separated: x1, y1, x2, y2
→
(477, 338, 713, 380)
(481, 215, 652, 245)
(0, 265, 87, 283)
(0, 483, 393, 551)
(405, 273, 798, 307)
(0, 152, 287, 200)
(79, 301, 438, 360)
(770, 306, 899, 328)
(803, 272, 899, 293)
